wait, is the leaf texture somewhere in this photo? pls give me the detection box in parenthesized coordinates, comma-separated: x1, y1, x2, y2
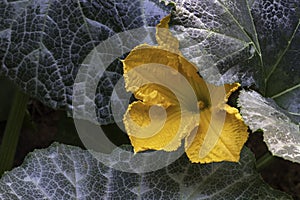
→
(0, 0, 170, 124)
(239, 90, 300, 163)
(0, 143, 291, 199)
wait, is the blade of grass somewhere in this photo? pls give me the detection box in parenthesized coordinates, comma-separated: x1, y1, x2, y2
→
(0, 89, 29, 175)
(256, 151, 275, 171)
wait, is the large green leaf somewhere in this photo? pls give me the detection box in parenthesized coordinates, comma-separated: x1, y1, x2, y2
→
(165, 0, 300, 162)
(0, 143, 291, 199)
(0, 0, 170, 124)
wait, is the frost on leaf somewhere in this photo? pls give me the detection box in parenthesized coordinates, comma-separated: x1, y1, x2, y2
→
(0, 143, 292, 199)
(239, 90, 300, 163)
(0, 0, 170, 124)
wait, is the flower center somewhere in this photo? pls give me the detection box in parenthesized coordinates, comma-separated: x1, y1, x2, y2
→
(197, 100, 206, 110)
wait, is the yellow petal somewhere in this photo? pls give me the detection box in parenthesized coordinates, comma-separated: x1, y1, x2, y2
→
(224, 83, 240, 102)
(123, 15, 211, 109)
(178, 57, 211, 108)
(156, 15, 219, 107)
(123, 101, 199, 152)
(123, 45, 211, 109)
(185, 107, 248, 163)
(203, 83, 240, 110)
(156, 15, 180, 53)
(123, 46, 182, 107)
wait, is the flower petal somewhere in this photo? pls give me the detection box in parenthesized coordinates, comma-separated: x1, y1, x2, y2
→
(185, 107, 248, 163)
(203, 83, 240, 110)
(123, 45, 212, 109)
(124, 101, 199, 152)
(123, 46, 182, 107)
(156, 15, 180, 54)
(123, 14, 212, 109)
(224, 83, 240, 102)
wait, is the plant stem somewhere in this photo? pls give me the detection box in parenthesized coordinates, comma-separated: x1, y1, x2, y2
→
(256, 151, 275, 171)
(0, 89, 29, 175)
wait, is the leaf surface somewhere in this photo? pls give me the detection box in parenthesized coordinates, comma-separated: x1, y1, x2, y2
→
(239, 90, 300, 163)
(0, 143, 291, 199)
(0, 0, 170, 124)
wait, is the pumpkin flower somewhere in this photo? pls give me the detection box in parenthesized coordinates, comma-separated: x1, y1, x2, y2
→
(122, 16, 248, 163)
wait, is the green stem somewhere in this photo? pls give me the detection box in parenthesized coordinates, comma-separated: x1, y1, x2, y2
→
(0, 89, 29, 175)
(256, 152, 275, 171)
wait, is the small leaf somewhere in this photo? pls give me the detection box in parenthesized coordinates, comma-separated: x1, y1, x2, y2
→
(0, 143, 291, 199)
(238, 90, 300, 163)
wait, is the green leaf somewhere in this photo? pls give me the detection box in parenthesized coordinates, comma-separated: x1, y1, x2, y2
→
(0, 0, 171, 124)
(166, 0, 300, 162)
(238, 90, 300, 163)
(0, 143, 291, 199)
(166, 0, 257, 85)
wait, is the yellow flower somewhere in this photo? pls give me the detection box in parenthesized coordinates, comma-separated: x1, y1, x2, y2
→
(122, 16, 248, 163)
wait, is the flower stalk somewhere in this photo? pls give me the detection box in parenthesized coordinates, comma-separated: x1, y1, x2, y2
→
(0, 89, 29, 175)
